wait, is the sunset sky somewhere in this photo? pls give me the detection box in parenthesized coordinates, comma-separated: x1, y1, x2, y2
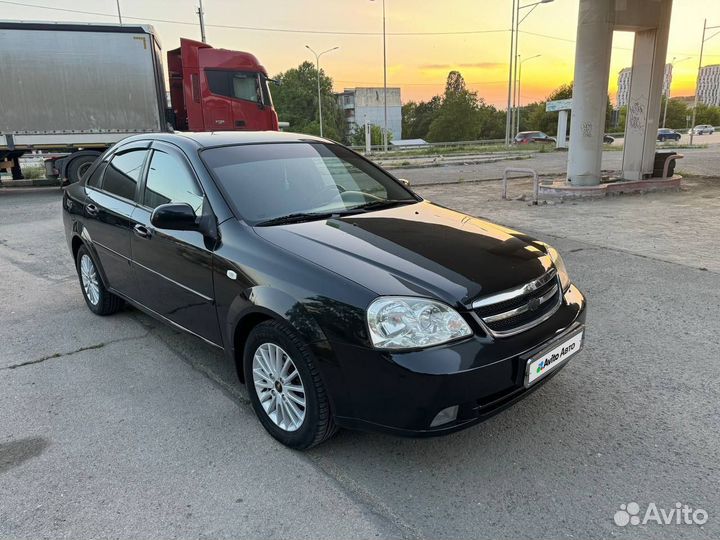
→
(4, 0, 720, 108)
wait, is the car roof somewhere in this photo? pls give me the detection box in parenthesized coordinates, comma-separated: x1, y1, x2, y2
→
(117, 131, 331, 151)
(517, 131, 540, 136)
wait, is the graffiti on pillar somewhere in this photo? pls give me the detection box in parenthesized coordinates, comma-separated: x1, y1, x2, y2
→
(581, 121, 592, 137)
(628, 99, 645, 131)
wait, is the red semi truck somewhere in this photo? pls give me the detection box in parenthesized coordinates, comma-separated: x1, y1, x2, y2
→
(0, 22, 278, 184)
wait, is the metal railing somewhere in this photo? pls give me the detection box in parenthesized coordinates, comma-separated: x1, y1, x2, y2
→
(502, 167, 539, 205)
(662, 153, 684, 178)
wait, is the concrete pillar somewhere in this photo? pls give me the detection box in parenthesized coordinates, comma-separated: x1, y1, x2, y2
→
(567, 0, 615, 186)
(556, 110, 569, 149)
(621, 1, 672, 180)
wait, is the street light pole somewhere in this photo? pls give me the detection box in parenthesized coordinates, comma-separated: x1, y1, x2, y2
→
(510, 0, 553, 140)
(197, 0, 207, 43)
(516, 54, 541, 134)
(370, 0, 389, 150)
(116, 0, 122, 24)
(690, 20, 720, 146)
(306, 45, 340, 138)
(505, 0, 517, 146)
(662, 56, 690, 128)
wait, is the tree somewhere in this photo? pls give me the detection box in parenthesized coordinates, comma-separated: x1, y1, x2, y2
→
(402, 96, 442, 140)
(349, 124, 391, 146)
(659, 97, 690, 130)
(693, 103, 720, 127)
(427, 71, 482, 142)
(272, 61, 346, 141)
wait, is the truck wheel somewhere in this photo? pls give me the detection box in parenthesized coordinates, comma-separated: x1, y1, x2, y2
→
(66, 155, 97, 184)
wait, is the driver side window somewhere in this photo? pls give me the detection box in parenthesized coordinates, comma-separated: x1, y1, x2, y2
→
(143, 150, 204, 214)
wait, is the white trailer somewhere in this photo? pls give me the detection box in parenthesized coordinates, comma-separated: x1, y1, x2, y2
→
(0, 21, 168, 183)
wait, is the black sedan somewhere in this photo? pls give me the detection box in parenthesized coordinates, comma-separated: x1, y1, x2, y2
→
(63, 132, 586, 449)
(657, 128, 682, 142)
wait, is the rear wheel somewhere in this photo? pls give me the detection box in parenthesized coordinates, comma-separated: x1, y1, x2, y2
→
(75, 245, 124, 315)
(243, 320, 337, 449)
(66, 155, 97, 184)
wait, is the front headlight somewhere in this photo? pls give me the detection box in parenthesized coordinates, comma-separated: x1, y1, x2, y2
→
(545, 245, 571, 291)
(367, 296, 473, 349)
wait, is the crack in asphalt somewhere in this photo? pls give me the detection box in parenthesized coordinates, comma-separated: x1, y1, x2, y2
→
(1, 333, 150, 371)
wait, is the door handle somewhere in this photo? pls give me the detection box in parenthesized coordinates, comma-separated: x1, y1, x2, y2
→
(133, 224, 151, 239)
(86, 203, 99, 216)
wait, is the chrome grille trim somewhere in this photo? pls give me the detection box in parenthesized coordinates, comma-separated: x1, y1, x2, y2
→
(471, 268, 562, 338)
(472, 268, 557, 309)
(482, 282, 559, 323)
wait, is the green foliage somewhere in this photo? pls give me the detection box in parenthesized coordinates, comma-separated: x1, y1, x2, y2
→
(427, 72, 481, 142)
(272, 61, 346, 141)
(350, 124, 392, 146)
(659, 97, 690, 130)
(693, 103, 720, 127)
(402, 96, 441, 140)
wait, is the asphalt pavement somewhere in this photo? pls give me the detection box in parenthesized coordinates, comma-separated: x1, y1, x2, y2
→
(1, 178, 718, 539)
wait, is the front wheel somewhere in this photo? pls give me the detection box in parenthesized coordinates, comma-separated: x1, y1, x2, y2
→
(243, 321, 337, 449)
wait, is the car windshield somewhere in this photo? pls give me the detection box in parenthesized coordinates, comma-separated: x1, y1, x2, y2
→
(202, 142, 419, 225)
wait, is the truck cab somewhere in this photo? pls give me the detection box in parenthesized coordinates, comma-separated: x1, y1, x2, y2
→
(167, 38, 279, 132)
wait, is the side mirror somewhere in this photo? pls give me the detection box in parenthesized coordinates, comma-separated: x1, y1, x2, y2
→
(398, 178, 411, 187)
(150, 202, 198, 231)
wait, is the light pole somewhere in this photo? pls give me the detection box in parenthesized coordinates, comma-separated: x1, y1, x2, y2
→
(370, 0, 389, 151)
(662, 56, 690, 128)
(690, 19, 720, 145)
(506, 0, 553, 144)
(197, 0, 206, 43)
(306, 45, 339, 138)
(516, 54, 541, 135)
(116, 0, 122, 24)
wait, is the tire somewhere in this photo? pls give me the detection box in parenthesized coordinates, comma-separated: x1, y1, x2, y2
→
(75, 245, 124, 315)
(243, 320, 337, 449)
(66, 155, 97, 184)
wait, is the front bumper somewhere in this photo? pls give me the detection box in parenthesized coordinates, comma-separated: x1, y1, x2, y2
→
(322, 285, 586, 436)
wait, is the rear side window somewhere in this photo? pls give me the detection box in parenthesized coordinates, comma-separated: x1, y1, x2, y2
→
(102, 150, 148, 201)
(143, 150, 204, 214)
(86, 161, 107, 188)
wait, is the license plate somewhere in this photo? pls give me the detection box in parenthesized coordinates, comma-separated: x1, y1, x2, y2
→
(525, 327, 584, 387)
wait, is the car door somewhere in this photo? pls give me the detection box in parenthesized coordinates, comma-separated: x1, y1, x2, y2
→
(129, 142, 221, 345)
(82, 144, 149, 296)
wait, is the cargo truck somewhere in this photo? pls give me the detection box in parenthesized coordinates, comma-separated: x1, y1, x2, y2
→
(0, 21, 279, 184)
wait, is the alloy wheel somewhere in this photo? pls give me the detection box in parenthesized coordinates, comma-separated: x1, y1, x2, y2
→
(80, 254, 100, 306)
(252, 343, 306, 432)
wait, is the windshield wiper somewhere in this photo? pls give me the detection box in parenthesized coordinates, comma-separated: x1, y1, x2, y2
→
(350, 199, 417, 212)
(255, 209, 362, 226)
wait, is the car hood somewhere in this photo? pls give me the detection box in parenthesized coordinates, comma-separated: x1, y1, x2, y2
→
(253, 201, 553, 307)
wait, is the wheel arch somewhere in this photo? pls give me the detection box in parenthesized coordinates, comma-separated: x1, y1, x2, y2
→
(227, 288, 329, 383)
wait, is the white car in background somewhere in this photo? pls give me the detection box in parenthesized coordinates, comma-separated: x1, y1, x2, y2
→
(689, 124, 715, 135)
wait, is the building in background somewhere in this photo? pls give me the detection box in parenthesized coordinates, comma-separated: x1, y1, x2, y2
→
(697, 65, 720, 107)
(337, 87, 402, 141)
(616, 64, 672, 108)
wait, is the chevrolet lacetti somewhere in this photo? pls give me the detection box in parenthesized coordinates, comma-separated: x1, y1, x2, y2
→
(62, 131, 586, 449)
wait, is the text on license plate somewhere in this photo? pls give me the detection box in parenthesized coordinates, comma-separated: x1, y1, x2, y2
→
(527, 330, 583, 385)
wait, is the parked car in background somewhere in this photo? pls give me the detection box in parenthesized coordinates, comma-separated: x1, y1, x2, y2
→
(514, 131, 556, 144)
(689, 124, 715, 135)
(657, 128, 682, 142)
(62, 131, 586, 449)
